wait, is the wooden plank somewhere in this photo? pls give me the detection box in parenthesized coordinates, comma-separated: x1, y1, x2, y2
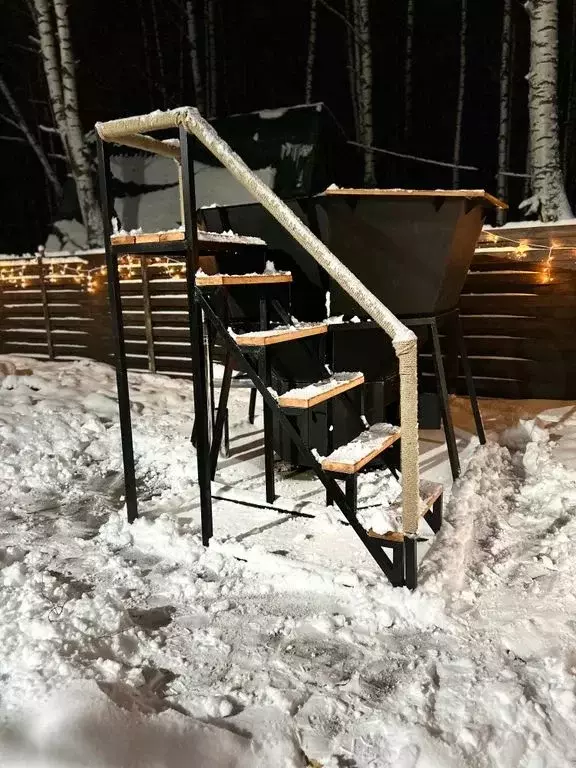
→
(121, 295, 188, 309)
(464, 272, 576, 293)
(325, 188, 508, 208)
(3, 341, 50, 354)
(110, 234, 136, 245)
(367, 481, 443, 540)
(461, 314, 574, 337)
(322, 428, 400, 474)
(130, 326, 189, 340)
(279, 373, 364, 409)
(461, 336, 576, 357)
(480, 223, 576, 247)
(234, 324, 327, 347)
(460, 294, 576, 316)
(421, 355, 576, 384)
(196, 273, 292, 287)
(158, 231, 185, 242)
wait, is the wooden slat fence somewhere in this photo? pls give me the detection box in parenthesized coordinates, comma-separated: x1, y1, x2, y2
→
(458, 223, 576, 398)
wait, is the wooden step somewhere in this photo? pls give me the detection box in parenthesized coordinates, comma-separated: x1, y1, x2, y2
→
(367, 480, 443, 541)
(111, 229, 266, 247)
(196, 272, 292, 287)
(278, 372, 364, 409)
(321, 423, 400, 474)
(233, 323, 327, 347)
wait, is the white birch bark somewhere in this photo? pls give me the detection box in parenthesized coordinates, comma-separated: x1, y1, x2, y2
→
(33, 0, 68, 158)
(357, 0, 375, 186)
(185, 0, 205, 114)
(497, 0, 512, 224)
(404, 0, 415, 137)
(452, 0, 467, 189)
(0, 74, 61, 197)
(522, 0, 573, 220)
(34, 0, 103, 245)
(305, 0, 318, 104)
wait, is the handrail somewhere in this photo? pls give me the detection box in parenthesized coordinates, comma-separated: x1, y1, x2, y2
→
(96, 107, 421, 533)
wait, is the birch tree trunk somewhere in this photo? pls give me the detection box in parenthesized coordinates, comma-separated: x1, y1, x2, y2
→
(150, 0, 167, 107)
(305, 0, 318, 104)
(205, 0, 217, 117)
(344, 0, 360, 140)
(452, 0, 467, 189)
(34, 0, 103, 245)
(404, 0, 415, 137)
(357, 0, 375, 186)
(185, 0, 205, 114)
(496, 0, 512, 224)
(352, 0, 365, 142)
(522, 0, 573, 220)
(0, 74, 62, 197)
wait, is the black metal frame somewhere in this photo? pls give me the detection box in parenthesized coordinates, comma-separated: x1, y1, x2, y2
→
(400, 307, 486, 480)
(97, 127, 446, 589)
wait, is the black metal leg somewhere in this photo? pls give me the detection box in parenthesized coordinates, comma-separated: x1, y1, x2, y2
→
(259, 296, 275, 503)
(325, 399, 334, 506)
(404, 538, 418, 589)
(210, 353, 233, 478)
(180, 126, 213, 546)
(222, 409, 230, 457)
(345, 475, 358, 513)
(391, 543, 404, 587)
(455, 311, 486, 445)
(424, 495, 443, 533)
(248, 386, 257, 424)
(430, 320, 461, 479)
(97, 137, 138, 524)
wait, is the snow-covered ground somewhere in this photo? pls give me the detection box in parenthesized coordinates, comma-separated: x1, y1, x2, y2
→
(1, 356, 576, 767)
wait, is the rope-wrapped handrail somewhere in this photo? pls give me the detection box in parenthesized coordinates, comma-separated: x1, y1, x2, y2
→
(96, 107, 421, 533)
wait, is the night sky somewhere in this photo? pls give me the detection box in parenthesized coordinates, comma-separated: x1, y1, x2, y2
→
(1, 0, 575, 252)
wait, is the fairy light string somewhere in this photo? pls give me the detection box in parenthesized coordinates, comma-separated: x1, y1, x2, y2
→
(0, 228, 572, 291)
(0, 253, 188, 293)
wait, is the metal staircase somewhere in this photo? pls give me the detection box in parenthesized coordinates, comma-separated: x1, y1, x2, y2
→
(96, 106, 441, 589)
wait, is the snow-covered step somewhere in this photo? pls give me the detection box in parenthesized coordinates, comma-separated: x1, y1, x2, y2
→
(278, 372, 364, 409)
(111, 228, 266, 247)
(366, 480, 443, 542)
(321, 423, 400, 474)
(196, 272, 292, 287)
(232, 323, 327, 347)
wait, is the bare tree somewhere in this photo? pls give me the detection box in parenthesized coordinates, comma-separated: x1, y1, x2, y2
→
(521, 0, 572, 220)
(496, 0, 513, 223)
(205, 0, 217, 117)
(32, 0, 103, 245)
(356, 0, 375, 185)
(185, 0, 206, 113)
(305, 0, 318, 103)
(452, 0, 467, 188)
(344, 0, 360, 140)
(404, 0, 415, 137)
(0, 73, 61, 197)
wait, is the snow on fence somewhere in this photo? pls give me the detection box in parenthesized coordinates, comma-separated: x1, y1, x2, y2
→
(2, 221, 576, 397)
